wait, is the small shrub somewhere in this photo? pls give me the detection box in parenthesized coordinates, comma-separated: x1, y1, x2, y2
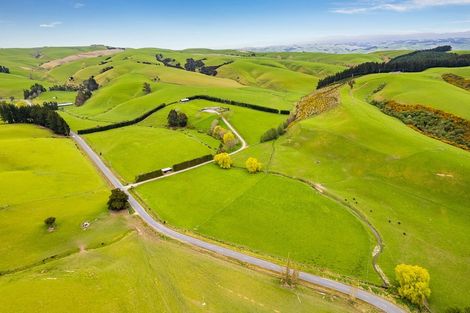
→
(214, 153, 232, 169)
(44, 216, 56, 229)
(245, 157, 262, 173)
(142, 82, 151, 94)
(260, 128, 279, 142)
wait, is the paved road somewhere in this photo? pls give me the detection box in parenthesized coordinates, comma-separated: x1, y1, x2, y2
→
(71, 131, 406, 313)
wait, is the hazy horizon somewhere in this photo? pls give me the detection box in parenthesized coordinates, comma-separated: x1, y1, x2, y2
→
(1, 0, 470, 49)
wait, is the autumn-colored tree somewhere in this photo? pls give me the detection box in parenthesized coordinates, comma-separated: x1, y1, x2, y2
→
(223, 131, 237, 149)
(245, 157, 262, 173)
(212, 125, 227, 139)
(214, 152, 232, 169)
(395, 264, 431, 307)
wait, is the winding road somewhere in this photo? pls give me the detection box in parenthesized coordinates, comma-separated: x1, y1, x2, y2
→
(70, 116, 406, 313)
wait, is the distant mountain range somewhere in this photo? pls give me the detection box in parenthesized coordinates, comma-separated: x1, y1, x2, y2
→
(246, 31, 470, 53)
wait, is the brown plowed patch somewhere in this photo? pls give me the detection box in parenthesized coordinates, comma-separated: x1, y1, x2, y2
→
(40, 49, 124, 69)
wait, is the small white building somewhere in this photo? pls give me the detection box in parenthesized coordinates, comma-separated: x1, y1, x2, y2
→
(180, 98, 189, 103)
(162, 167, 173, 174)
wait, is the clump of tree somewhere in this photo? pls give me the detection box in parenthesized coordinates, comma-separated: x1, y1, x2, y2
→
(167, 109, 188, 127)
(442, 73, 470, 91)
(0, 102, 70, 135)
(49, 84, 80, 92)
(156, 53, 233, 76)
(44, 216, 56, 230)
(75, 87, 92, 106)
(23, 83, 46, 99)
(223, 131, 238, 149)
(74, 76, 99, 106)
(82, 76, 99, 91)
(370, 100, 470, 151)
(245, 157, 262, 173)
(156, 54, 183, 69)
(0, 65, 10, 74)
(107, 189, 129, 211)
(395, 264, 431, 308)
(184, 58, 205, 72)
(214, 152, 232, 169)
(100, 66, 113, 73)
(317, 46, 470, 89)
(212, 125, 227, 139)
(42, 101, 58, 110)
(142, 82, 151, 94)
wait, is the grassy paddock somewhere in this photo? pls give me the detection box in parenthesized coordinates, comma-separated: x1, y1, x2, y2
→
(83, 125, 218, 183)
(135, 165, 376, 282)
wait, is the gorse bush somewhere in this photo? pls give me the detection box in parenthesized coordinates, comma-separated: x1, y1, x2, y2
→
(370, 100, 470, 150)
(295, 85, 340, 120)
(442, 73, 470, 91)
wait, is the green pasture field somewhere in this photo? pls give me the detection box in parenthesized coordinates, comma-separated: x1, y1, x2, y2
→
(0, 227, 369, 313)
(134, 165, 377, 283)
(0, 124, 127, 272)
(83, 125, 219, 183)
(354, 67, 470, 119)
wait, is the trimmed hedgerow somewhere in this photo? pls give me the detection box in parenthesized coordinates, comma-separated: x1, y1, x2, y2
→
(172, 154, 213, 172)
(187, 95, 288, 115)
(135, 169, 164, 183)
(77, 103, 166, 134)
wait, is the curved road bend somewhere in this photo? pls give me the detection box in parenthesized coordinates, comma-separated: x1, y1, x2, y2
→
(71, 131, 406, 313)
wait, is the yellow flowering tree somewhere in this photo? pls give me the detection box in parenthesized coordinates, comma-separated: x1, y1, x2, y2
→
(214, 153, 232, 169)
(395, 264, 431, 307)
(245, 157, 262, 173)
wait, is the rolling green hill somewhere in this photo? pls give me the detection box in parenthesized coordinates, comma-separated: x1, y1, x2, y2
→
(1, 45, 469, 313)
(234, 85, 470, 311)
